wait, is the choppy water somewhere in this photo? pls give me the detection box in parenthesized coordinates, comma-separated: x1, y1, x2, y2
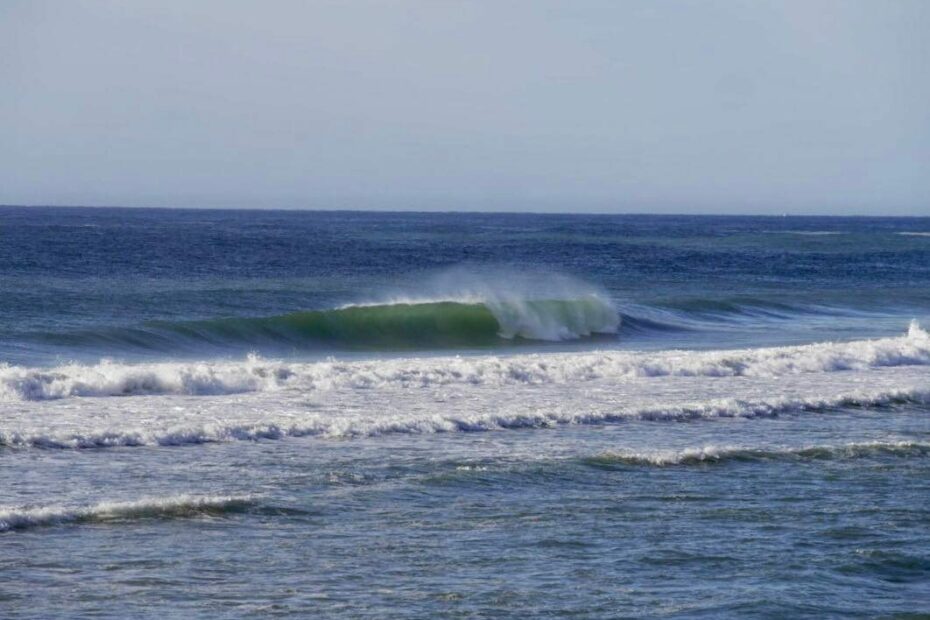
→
(2, 207, 929, 618)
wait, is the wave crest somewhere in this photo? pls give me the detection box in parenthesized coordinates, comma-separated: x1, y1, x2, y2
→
(0, 494, 253, 532)
(588, 441, 930, 467)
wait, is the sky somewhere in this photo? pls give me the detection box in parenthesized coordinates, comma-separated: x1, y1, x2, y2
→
(2, 0, 928, 215)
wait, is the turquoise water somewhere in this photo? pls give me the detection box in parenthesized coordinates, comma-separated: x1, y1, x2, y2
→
(1, 207, 929, 618)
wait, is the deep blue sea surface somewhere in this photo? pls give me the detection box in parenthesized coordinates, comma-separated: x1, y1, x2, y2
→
(2, 207, 929, 618)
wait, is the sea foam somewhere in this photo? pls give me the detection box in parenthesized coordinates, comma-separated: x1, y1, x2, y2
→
(2, 322, 928, 402)
(2, 382, 928, 449)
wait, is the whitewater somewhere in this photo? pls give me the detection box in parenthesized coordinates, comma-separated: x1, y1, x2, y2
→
(1, 322, 928, 449)
(2, 320, 927, 402)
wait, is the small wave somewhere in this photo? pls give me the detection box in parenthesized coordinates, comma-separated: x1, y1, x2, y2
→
(897, 232, 930, 237)
(763, 230, 847, 236)
(617, 312, 693, 333)
(647, 297, 860, 322)
(2, 321, 928, 402)
(0, 494, 253, 532)
(589, 440, 930, 467)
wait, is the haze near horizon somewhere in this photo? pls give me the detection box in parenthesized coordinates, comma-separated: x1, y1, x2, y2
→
(2, 0, 928, 215)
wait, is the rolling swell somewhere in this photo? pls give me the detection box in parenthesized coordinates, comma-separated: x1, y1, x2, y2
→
(24, 291, 913, 356)
(35, 297, 619, 352)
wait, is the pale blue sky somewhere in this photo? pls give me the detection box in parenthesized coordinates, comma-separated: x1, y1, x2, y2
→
(2, 1, 928, 214)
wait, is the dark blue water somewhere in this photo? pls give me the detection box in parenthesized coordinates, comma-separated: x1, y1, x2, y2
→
(2, 207, 929, 362)
(2, 207, 929, 618)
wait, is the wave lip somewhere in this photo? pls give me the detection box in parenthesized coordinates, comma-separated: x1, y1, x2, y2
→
(589, 440, 930, 467)
(0, 494, 253, 533)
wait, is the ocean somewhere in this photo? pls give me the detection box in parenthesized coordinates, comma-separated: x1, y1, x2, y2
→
(1, 206, 929, 618)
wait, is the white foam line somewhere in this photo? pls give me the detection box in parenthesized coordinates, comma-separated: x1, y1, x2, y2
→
(594, 440, 930, 466)
(1, 322, 928, 402)
(2, 385, 927, 449)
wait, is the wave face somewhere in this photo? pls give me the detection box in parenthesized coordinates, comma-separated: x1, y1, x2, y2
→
(4, 321, 928, 402)
(37, 297, 619, 353)
(0, 494, 253, 532)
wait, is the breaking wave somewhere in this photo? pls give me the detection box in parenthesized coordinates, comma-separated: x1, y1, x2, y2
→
(0, 494, 254, 533)
(3, 321, 928, 402)
(35, 297, 620, 352)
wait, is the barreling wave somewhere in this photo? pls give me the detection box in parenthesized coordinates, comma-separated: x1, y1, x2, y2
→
(3, 321, 928, 402)
(587, 440, 930, 467)
(36, 296, 620, 352)
(0, 494, 254, 533)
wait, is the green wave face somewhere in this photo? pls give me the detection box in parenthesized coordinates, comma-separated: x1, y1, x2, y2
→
(145, 297, 619, 351)
(267, 302, 504, 348)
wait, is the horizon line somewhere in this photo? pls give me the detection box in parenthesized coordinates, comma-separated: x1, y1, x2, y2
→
(1, 203, 928, 219)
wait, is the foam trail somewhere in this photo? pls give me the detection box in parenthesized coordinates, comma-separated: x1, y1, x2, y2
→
(2, 321, 928, 402)
(3, 385, 929, 449)
(0, 494, 253, 532)
(590, 440, 930, 467)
